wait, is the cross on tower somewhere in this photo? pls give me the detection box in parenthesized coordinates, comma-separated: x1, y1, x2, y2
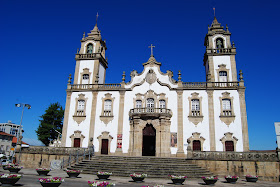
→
(148, 44, 155, 57)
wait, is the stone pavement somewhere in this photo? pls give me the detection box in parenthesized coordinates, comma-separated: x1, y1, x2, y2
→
(1, 168, 279, 187)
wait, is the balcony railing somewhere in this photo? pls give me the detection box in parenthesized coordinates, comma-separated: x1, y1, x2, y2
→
(206, 48, 236, 55)
(70, 84, 121, 90)
(129, 108, 172, 119)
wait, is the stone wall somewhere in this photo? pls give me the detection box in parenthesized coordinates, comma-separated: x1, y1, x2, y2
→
(187, 150, 279, 182)
(16, 146, 92, 169)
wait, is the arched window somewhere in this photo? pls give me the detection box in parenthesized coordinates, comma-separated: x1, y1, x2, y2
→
(225, 141, 234, 151)
(87, 43, 93, 54)
(77, 100, 85, 111)
(159, 100, 166, 108)
(193, 140, 201, 151)
(216, 38, 224, 48)
(146, 98, 154, 112)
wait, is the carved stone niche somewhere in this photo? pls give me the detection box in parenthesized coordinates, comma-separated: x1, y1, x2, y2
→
(69, 130, 85, 147)
(188, 92, 203, 125)
(97, 131, 113, 154)
(187, 132, 205, 151)
(220, 132, 238, 152)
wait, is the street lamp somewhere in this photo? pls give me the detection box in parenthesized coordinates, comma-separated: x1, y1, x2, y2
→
(13, 103, 31, 163)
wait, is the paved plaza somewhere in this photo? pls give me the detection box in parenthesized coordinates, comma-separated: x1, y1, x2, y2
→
(1, 168, 279, 187)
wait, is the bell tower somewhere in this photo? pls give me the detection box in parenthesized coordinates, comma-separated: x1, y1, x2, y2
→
(73, 23, 108, 85)
(203, 17, 237, 83)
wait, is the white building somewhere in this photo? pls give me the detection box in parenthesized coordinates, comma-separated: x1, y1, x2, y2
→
(61, 17, 249, 157)
(0, 121, 23, 138)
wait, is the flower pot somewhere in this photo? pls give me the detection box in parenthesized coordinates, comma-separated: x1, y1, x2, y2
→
(40, 182, 62, 187)
(225, 178, 238, 183)
(8, 168, 21, 173)
(2, 166, 8, 170)
(203, 179, 218, 185)
(0, 178, 21, 186)
(37, 170, 50, 176)
(97, 174, 110, 180)
(171, 178, 185, 185)
(67, 172, 80, 178)
(246, 177, 258, 182)
(131, 177, 144, 182)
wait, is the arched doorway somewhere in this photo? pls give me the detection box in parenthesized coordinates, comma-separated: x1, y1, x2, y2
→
(142, 124, 156, 156)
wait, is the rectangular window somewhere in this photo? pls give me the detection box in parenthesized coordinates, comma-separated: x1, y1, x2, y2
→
(191, 99, 200, 111)
(77, 100, 85, 111)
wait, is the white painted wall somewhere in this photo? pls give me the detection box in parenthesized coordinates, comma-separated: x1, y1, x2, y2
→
(213, 90, 243, 151)
(213, 56, 232, 82)
(98, 64, 105, 84)
(93, 91, 120, 153)
(77, 60, 95, 84)
(65, 92, 93, 147)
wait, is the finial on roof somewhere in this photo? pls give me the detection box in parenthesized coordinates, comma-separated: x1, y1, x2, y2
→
(68, 74, 72, 84)
(239, 70, 244, 81)
(96, 12, 99, 26)
(226, 24, 229, 32)
(232, 41, 235, 48)
(83, 32, 85, 39)
(122, 71, 126, 82)
(213, 7, 216, 17)
(178, 70, 182, 81)
(95, 73, 99, 84)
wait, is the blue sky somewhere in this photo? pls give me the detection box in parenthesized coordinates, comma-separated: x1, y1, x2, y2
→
(1, 0, 279, 149)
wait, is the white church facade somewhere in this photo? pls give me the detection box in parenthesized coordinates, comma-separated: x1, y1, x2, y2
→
(61, 17, 249, 157)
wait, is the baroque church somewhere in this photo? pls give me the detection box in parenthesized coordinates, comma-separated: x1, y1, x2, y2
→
(61, 17, 249, 157)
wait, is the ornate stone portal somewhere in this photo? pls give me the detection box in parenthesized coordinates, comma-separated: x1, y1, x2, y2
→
(128, 116, 171, 157)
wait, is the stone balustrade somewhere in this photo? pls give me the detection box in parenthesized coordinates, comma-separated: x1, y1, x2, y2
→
(129, 108, 172, 119)
(206, 48, 236, 55)
(188, 150, 278, 162)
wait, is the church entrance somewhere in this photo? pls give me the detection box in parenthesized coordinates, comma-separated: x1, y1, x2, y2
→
(142, 124, 156, 156)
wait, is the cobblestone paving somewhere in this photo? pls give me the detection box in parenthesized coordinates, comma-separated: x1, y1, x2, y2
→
(1, 169, 279, 187)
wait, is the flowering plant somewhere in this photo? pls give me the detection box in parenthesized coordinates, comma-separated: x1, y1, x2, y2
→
(225, 175, 239, 179)
(202, 176, 218, 180)
(246, 175, 258, 178)
(97, 171, 112, 175)
(39, 177, 64, 183)
(66, 169, 81, 173)
(6, 165, 23, 169)
(142, 185, 164, 187)
(168, 175, 187, 179)
(36, 168, 51, 171)
(88, 181, 115, 186)
(0, 174, 21, 179)
(130, 173, 147, 178)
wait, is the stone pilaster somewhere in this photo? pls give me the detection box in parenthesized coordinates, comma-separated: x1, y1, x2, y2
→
(115, 91, 125, 155)
(88, 92, 98, 146)
(160, 117, 171, 157)
(176, 90, 185, 157)
(230, 55, 238, 81)
(61, 91, 71, 147)
(207, 90, 216, 151)
(73, 61, 80, 84)
(238, 88, 250, 151)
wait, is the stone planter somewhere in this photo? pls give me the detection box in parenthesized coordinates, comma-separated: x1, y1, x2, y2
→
(0, 178, 21, 186)
(171, 178, 185, 185)
(203, 179, 218, 185)
(40, 182, 62, 187)
(225, 178, 238, 183)
(2, 165, 8, 170)
(67, 172, 80, 178)
(8, 168, 21, 173)
(97, 174, 110, 180)
(246, 177, 258, 182)
(131, 177, 144, 182)
(37, 170, 50, 176)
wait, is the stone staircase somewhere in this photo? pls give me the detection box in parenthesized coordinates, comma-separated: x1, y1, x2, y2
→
(68, 156, 212, 178)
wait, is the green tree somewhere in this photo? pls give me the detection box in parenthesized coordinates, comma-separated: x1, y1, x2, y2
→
(36, 102, 64, 146)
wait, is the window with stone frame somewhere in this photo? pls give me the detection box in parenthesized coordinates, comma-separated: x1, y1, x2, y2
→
(104, 99, 112, 116)
(159, 100, 166, 112)
(82, 74, 89, 84)
(136, 100, 142, 113)
(77, 100, 85, 111)
(222, 99, 232, 116)
(146, 98, 155, 112)
(188, 93, 203, 125)
(87, 43, 93, 54)
(73, 94, 87, 118)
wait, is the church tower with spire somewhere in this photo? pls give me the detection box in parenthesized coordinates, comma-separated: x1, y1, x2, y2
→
(203, 17, 237, 83)
(74, 23, 108, 85)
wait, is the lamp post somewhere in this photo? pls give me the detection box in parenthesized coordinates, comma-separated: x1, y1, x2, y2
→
(14, 103, 31, 163)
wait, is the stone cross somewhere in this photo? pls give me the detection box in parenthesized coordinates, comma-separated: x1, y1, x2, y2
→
(96, 12, 99, 24)
(148, 44, 155, 56)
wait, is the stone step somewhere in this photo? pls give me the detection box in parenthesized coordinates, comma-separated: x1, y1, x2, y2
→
(68, 156, 213, 178)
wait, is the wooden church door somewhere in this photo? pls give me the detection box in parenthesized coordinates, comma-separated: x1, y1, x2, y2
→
(74, 138, 80, 147)
(101, 139, 109, 155)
